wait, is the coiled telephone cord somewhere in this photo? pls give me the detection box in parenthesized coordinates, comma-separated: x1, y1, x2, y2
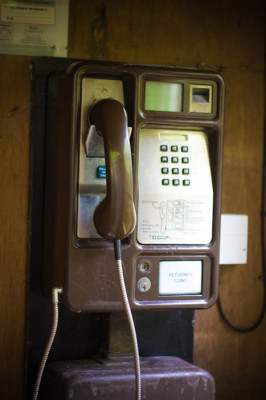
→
(114, 239, 142, 400)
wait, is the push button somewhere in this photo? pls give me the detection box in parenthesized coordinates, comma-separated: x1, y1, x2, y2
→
(172, 179, 180, 186)
(162, 179, 170, 185)
(171, 145, 178, 152)
(183, 179, 190, 186)
(172, 168, 179, 174)
(181, 146, 188, 152)
(182, 157, 189, 164)
(161, 156, 168, 163)
(161, 167, 169, 174)
(171, 156, 179, 163)
(160, 145, 168, 151)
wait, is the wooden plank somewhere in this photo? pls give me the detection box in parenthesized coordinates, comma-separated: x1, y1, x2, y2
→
(194, 69, 266, 399)
(0, 55, 32, 399)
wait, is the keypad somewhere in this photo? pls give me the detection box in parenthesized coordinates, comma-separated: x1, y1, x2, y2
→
(160, 144, 190, 186)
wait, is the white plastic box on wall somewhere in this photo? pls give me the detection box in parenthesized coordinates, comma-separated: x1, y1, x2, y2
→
(219, 214, 248, 265)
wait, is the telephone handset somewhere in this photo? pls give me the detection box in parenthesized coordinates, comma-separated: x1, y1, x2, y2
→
(43, 61, 224, 312)
(89, 99, 136, 240)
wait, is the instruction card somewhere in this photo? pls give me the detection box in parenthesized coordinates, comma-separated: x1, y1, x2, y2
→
(0, 0, 69, 56)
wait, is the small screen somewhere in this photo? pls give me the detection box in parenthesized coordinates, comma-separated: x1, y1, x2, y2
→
(145, 81, 183, 112)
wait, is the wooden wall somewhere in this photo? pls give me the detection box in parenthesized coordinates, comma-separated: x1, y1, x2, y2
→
(0, 0, 265, 399)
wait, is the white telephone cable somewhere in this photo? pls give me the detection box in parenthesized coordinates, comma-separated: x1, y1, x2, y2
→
(32, 287, 62, 400)
(114, 239, 142, 400)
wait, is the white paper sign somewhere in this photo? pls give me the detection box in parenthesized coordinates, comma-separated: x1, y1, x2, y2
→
(0, 0, 69, 56)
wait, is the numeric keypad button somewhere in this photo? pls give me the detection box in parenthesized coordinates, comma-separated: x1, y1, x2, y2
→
(172, 179, 180, 186)
(160, 145, 168, 151)
(172, 168, 179, 174)
(171, 156, 179, 163)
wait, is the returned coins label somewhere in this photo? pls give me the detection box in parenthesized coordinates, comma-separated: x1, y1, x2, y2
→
(159, 260, 202, 295)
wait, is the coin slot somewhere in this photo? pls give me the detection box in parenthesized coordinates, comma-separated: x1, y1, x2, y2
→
(192, 87, 210, 104)
(189, 85, 212, 113)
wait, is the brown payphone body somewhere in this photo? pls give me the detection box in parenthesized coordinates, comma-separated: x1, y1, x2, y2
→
(43, 61, 224, 313)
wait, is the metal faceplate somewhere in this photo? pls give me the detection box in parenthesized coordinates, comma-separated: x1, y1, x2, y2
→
(137, 128, 213, 245)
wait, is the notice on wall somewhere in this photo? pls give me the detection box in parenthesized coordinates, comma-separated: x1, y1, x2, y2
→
(0, 0, 69, 56)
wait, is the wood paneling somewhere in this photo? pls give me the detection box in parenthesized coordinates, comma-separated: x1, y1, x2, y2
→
(194, 68, 266, 399)
(0, 0, 265, 399)
(0, 55, 32, 399)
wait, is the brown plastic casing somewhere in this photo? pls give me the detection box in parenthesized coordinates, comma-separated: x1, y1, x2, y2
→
(43, 60, 224, 312)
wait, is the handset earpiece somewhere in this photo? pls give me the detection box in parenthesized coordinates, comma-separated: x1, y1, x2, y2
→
(89, 99, 136, 240)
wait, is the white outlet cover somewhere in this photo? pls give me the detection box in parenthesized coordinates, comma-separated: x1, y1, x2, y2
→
(219, 214, 248, 265)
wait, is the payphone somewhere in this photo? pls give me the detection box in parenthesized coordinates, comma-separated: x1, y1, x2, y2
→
(43, 61, 224, 313)
(34, 60, 224, 400)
